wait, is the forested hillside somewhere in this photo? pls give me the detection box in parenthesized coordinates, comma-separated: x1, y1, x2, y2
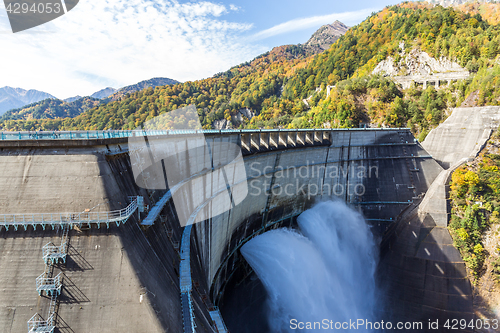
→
(0, 97, 101, 121)
(0, 45, 316, 131)
(448, 129, 500, 316)
(3, 2, 500, 136)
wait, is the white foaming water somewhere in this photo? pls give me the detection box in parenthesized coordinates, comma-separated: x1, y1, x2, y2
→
(241, 201, 378, 332)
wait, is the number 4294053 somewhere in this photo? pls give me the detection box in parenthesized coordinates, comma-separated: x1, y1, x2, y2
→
(5, 2, 62, 14)
(444, 318, 499, 330)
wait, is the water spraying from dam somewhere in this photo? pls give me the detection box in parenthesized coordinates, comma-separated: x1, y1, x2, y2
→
(241, 201, 379, 332)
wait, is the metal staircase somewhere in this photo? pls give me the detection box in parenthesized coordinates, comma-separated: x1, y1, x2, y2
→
(25, 197, 143, 332)
(27, 226, 68, 333)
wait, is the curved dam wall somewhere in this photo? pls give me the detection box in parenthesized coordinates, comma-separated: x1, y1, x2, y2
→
(0, 128, 447, 332)
(182, 129, 442, 306)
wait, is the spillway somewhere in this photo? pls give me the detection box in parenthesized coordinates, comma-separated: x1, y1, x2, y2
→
(240, 201, 378, 332)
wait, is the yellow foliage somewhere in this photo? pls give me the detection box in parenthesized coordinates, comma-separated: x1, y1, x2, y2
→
(456, 3, 500, 26)
(457, 228, 469, 241)
(474, 243, 484, 255)
(464, 170, 479, 187)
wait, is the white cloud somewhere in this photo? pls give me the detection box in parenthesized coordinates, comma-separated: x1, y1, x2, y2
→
(0, 0, 263, 98)
(248, 8, 374, 42)
(229, 4, 239, 11)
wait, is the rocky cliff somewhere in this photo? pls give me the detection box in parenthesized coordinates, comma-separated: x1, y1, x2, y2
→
(303, 21, 349, 52)
(373, 43, 468, 77)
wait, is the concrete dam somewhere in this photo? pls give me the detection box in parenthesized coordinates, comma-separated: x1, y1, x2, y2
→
(0, 109, 497, 333)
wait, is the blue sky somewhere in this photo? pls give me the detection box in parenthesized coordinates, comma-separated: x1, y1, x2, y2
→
(0, 0, 400, 98)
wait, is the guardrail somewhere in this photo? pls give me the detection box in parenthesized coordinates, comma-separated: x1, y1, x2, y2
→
(28, 225, 72, 333)
(42, 242, 68, 265)
(27, 313, 55, 333)
(0, 128, 411, 141)
(180, 224, 196, 333)
(209, 307, 228, 333)
(0, 197, 141, 231)
(36, 272, 62, 296)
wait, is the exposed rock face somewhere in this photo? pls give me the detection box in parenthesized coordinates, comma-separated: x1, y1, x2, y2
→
(238, 108, 255, 121)
(303, 21, 349, 52)
(213, 119, 232, 130)
(373, 43, 469, 89)
(212, 109, 254, 129)
(373, 45, 467, 77)
(231, 108, 255, 127)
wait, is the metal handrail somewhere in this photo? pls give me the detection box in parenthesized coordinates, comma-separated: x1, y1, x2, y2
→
(27, 313, 55, 333)
(36, 272, 62, 295)
(209, 307, 229, 333)
(0, 128, 411, 141)
(1, 197, 140, 230)
(47, 296, 57, 325)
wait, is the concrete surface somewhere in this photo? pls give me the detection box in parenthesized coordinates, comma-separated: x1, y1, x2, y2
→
(422, 106, 500, 169)
(0, 149, 183, 333)
(379, 106, 500, 331)
(0, 127, 467, 333)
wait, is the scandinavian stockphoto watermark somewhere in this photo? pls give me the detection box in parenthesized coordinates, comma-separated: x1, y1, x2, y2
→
(248, 162, 379, 199)
(3, 0, 78, 33)
(128, 105, 248, 227)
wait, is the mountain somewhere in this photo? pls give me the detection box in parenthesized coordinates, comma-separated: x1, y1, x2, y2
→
(65, 87, 116, 102)
(303, 21, 349, 52)
(0, 20, 350, 131)
(0, 97, 101, 121)
(4, 3, 500, 135)
(0, 77, 178, 123)
(91, 87, 117, 99)
(0, 87, 56, 115)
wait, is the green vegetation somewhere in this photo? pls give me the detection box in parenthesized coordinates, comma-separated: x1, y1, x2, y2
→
(0, 97, 100, 123)
(290, 75, 456, 132)
(449, 135, 500, 281)
(3, 3, 500, 136)
(0, 45, 312, 131)
(282, 2, 500, 132)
